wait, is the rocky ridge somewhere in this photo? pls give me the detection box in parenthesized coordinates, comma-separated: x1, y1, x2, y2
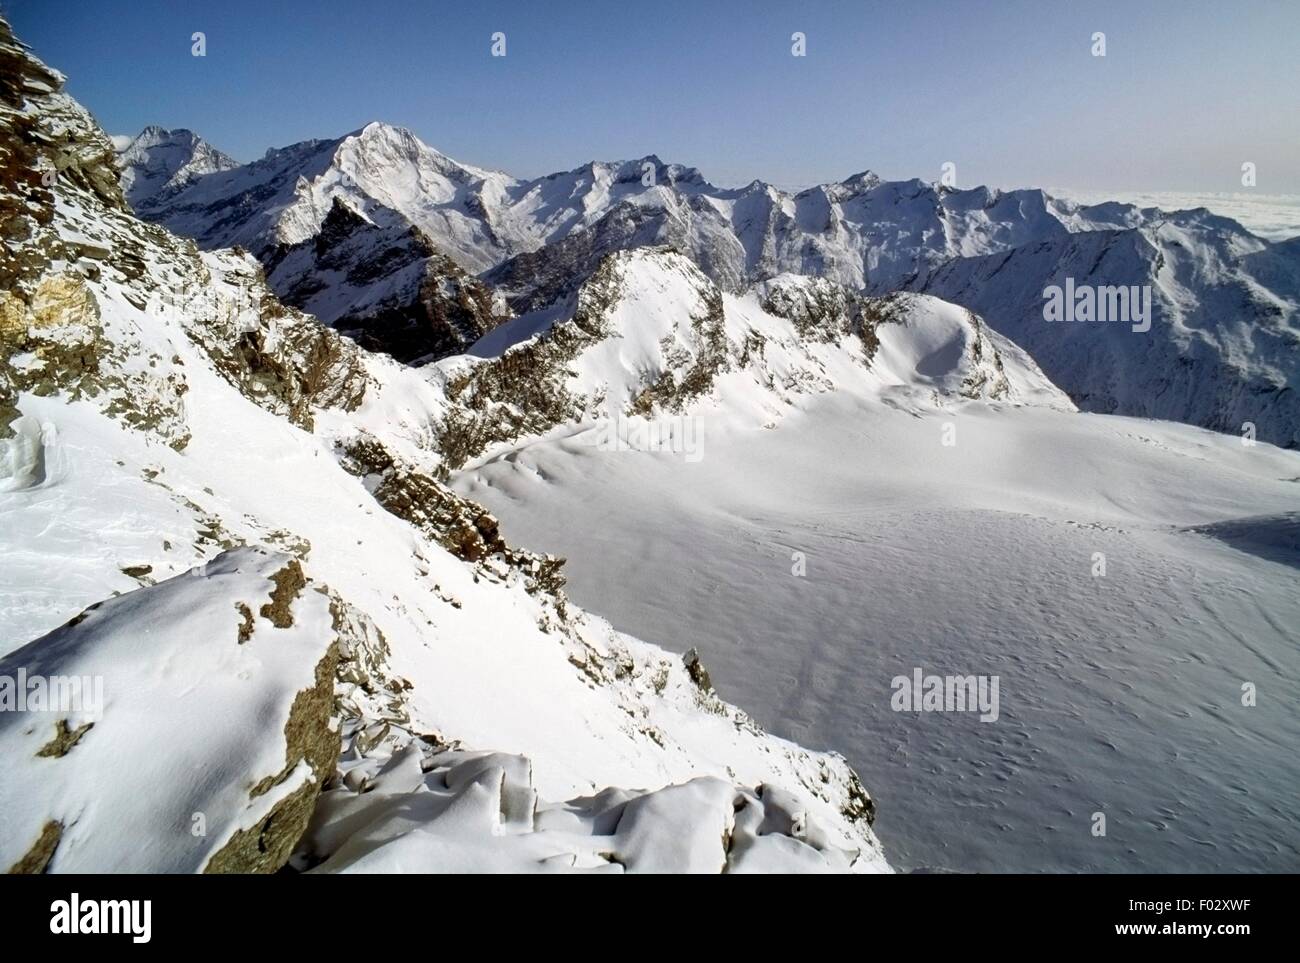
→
(0, 17, 890, 874)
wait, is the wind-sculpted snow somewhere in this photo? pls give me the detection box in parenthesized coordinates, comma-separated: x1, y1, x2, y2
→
(298, 740, 871, 873)
(0, 549, 340, 873)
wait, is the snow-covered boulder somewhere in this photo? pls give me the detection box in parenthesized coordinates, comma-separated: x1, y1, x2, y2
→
(0, 549, 340, 873)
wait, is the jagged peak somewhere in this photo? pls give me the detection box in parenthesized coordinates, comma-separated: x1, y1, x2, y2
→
(841, 169, 883, 190)
(117, 125, 239, 209)
(332, 121, 509, 186)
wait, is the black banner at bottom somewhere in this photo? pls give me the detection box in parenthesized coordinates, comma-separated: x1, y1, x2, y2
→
(0, 873, 1282, 948)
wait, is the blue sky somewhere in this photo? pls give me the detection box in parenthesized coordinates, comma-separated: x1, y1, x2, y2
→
(6, 0, 1298, 192)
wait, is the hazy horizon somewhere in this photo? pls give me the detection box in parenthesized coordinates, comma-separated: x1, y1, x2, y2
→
(7, 0, 1299, 195)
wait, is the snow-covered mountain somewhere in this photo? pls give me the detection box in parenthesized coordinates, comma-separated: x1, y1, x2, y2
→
(122, 122, 1119, 294)
(0, 16, 891, 874)
(908, 210, 1300, 448)
(263, 196, 509, 364)
(432, 248, 1070, 477)
(122, 121, 518, 269)
(116, 125, 239, 210)
(5, 10, 1298, 878)
(120, 122, 1300, 447)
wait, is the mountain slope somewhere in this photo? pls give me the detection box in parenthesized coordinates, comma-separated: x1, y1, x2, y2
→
(908, 213, 1300, 448)
(117, 125, 239, 211)
(0, 16, 889, 874)
(431, 248, 1071, 476)
(262, 196, 508, 364)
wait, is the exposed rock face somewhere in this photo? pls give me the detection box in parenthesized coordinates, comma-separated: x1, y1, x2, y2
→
(335, 431, 567, 603)
(0, 21, 101, 285)
(7, 820, 62, 873)
(264, 197, 507, 364)
(0, 274, 103, 432)
(0, 21, 125, 225)
(434, 250, 636, 470)
(485, 202, 681, 314)
(204, 628, 341, 875)
(182, 262, 371, 433)
(0, 31, 372, 446)
(757, 274, 874, 347)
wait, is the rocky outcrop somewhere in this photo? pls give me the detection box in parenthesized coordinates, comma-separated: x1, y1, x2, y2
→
(758, 275, 875, 348)
(265, 197, 508, 364)
(336, 431, 567, 603)
(188, 267, 371, 433)
(0, 549, 345, 874)
(0, 18, 371, 444)
(204, 625, 340, 874)
(486, 202, 676, 314)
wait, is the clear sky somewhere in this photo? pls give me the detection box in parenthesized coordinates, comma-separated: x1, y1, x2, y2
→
(6, 0, 1298, 192)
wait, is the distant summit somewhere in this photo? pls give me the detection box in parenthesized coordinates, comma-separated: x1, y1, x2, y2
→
(116, 126, 239, 210)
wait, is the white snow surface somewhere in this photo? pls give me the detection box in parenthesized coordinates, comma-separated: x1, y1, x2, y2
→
(0, 548, 336, 872)
(452, 383, 1300, 873)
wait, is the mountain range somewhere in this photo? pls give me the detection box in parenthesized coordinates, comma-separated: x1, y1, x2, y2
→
(118, 122, 1300, 448)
